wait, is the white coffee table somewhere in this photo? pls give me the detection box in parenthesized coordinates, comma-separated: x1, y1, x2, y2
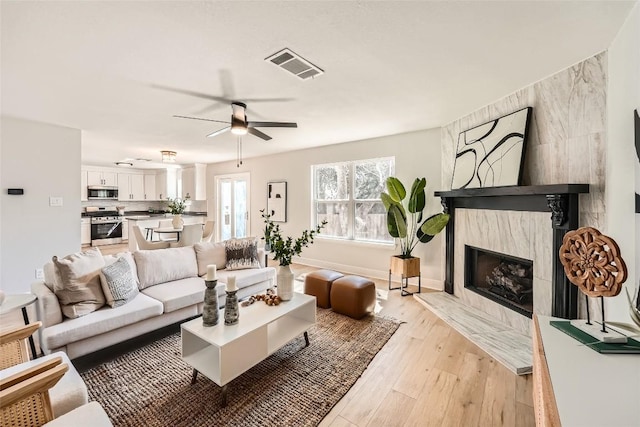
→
(181, 292, 316, 406)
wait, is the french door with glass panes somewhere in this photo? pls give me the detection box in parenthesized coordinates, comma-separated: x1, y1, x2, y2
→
(215, 173, 250, 241)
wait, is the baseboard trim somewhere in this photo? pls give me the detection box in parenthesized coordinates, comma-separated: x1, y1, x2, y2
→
(293, 256, 444, 291)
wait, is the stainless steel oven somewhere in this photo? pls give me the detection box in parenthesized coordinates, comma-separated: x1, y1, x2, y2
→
(91, 216, 123, 246)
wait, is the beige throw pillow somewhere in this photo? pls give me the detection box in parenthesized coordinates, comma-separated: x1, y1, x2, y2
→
(52, 247, 106, 319)
(193, 241, 227, 276)
(225, 237, 260, 271)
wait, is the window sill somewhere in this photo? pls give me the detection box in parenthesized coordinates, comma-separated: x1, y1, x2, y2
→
(315, 235, 397, 250)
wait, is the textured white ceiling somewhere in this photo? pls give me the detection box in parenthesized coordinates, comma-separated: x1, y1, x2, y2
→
(1, 1, 635, 168)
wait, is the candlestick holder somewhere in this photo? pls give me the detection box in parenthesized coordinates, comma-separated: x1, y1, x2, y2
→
(202, 279, 219, 327)
(224, 289, 239, 325)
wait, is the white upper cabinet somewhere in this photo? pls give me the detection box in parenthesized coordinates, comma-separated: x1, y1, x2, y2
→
(156, 169, 178, 201)
(181, 163, 207, 200)
(144, 174, 156, 201)
(118, 173, 145, 201)
(87, 170, 117, 186)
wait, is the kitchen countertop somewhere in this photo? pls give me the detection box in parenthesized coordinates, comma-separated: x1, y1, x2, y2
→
(81, 211, 207, 218)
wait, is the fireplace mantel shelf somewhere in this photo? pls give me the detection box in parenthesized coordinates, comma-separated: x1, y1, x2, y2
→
(435, 184, 589, 198)
(436, 183, 590, 319)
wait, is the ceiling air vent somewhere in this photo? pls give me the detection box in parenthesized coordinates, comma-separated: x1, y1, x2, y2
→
(265, 48, 324, 80)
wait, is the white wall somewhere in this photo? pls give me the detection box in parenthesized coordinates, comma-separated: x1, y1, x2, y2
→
(606, 1, 640, 322)
(1, 116, 81, 293)
(207, 128, 444, 287)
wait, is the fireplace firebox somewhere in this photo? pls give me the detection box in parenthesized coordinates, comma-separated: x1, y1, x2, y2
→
(464, 245, 534, 318)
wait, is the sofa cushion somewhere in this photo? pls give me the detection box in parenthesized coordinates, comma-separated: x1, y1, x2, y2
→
(141, 277, 206, 313)
(134, 246, 198, 289)
(194, 241, 226, 275)
(41, 293, 163, 350)
(52, 247, 106, 319)
(100, 257, 139, 308)
(225, 237, 260, 270)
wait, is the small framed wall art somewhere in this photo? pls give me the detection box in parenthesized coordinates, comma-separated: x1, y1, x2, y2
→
(267, 181, 287, 222)
(451, 107, 532, 189)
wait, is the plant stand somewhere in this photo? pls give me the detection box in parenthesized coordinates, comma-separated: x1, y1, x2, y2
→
(388, 256, 421, 297)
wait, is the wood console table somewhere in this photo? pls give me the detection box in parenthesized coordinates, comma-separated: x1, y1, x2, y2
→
(532, 315, 639, 426)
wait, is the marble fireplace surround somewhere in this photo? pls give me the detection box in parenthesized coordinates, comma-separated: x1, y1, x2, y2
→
(436, 184, 589, 336)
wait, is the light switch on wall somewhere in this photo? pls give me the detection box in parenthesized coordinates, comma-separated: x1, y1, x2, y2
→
(49, 196, 63, 207)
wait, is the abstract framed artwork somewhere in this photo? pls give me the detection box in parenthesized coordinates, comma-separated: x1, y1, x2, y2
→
(267, 181, 287, 222)
(451, 107, 532, 189)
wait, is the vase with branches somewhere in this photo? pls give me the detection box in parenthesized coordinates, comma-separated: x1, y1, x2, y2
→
(261, 212, 327, 300)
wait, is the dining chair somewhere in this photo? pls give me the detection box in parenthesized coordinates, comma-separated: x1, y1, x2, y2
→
(133, 226, 170, 251)
(170, 224, 203, 248)
(201, 220, 215, 242)
(157, 219, 177, 242)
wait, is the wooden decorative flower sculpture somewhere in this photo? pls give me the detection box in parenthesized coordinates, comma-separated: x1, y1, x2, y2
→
(559, 227, 627, 298)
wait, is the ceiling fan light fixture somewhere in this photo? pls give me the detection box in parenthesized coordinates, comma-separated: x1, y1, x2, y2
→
(161, 150, 177, 163)
(231, 117, 248, 135)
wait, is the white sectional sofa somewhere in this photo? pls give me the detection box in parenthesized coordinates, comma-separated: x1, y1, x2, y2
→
(31, 241, 275, 359)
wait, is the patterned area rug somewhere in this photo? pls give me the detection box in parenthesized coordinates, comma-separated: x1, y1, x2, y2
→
(81, 309, 400, 427)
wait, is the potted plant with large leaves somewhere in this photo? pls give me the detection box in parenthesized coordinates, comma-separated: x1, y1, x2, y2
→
(381, 177, 449, 293)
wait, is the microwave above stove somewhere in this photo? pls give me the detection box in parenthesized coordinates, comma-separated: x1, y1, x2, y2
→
(87, 186, 118, 200)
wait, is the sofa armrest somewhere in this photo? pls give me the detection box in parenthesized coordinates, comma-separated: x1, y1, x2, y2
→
(31, 281, 63, 329)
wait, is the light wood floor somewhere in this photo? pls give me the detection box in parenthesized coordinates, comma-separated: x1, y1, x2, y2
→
(7, 244, 535, 426)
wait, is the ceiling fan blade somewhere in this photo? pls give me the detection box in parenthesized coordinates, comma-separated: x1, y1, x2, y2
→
(241, 97, 296, 104)
(247, 127, 272, 141)
(153, 84, 234, 103)
(173, 115, 230, 124)
(248, 121, 297, 128)
(207, 126, 231, 138)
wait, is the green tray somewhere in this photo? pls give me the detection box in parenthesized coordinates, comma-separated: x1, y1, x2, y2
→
(550, 321, 640, 354)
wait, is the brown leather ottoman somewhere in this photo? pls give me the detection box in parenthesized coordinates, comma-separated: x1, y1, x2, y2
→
(304, 269, 344, 308)
(330, 275, 376, 319)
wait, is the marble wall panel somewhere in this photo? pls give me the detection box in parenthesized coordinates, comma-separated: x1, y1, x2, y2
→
(567, 55, 607, 138)
(531, 212, 553, 282)
(442, 52, 608, 326)
(533, 278, 553, 317)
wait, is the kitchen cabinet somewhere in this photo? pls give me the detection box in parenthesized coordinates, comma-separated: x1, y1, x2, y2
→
(156, 169, 178, 201)
(81, 218, 91, 246)
(118, 173, 145, 201)
(81, 169, 88, 201)
(144, 174, 156, 201)
(180, 163, 207, 200)
(87, 170, 117, 187)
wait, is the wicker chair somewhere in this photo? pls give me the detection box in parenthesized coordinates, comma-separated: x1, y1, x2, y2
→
(0, 356, 68, 426)
(0, 358, 112, 427)
(0, 323, 88, 418)
(0, 322, 41, 370)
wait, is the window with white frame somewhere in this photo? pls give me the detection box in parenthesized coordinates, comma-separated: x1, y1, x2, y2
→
(312, 157, 394, 243)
